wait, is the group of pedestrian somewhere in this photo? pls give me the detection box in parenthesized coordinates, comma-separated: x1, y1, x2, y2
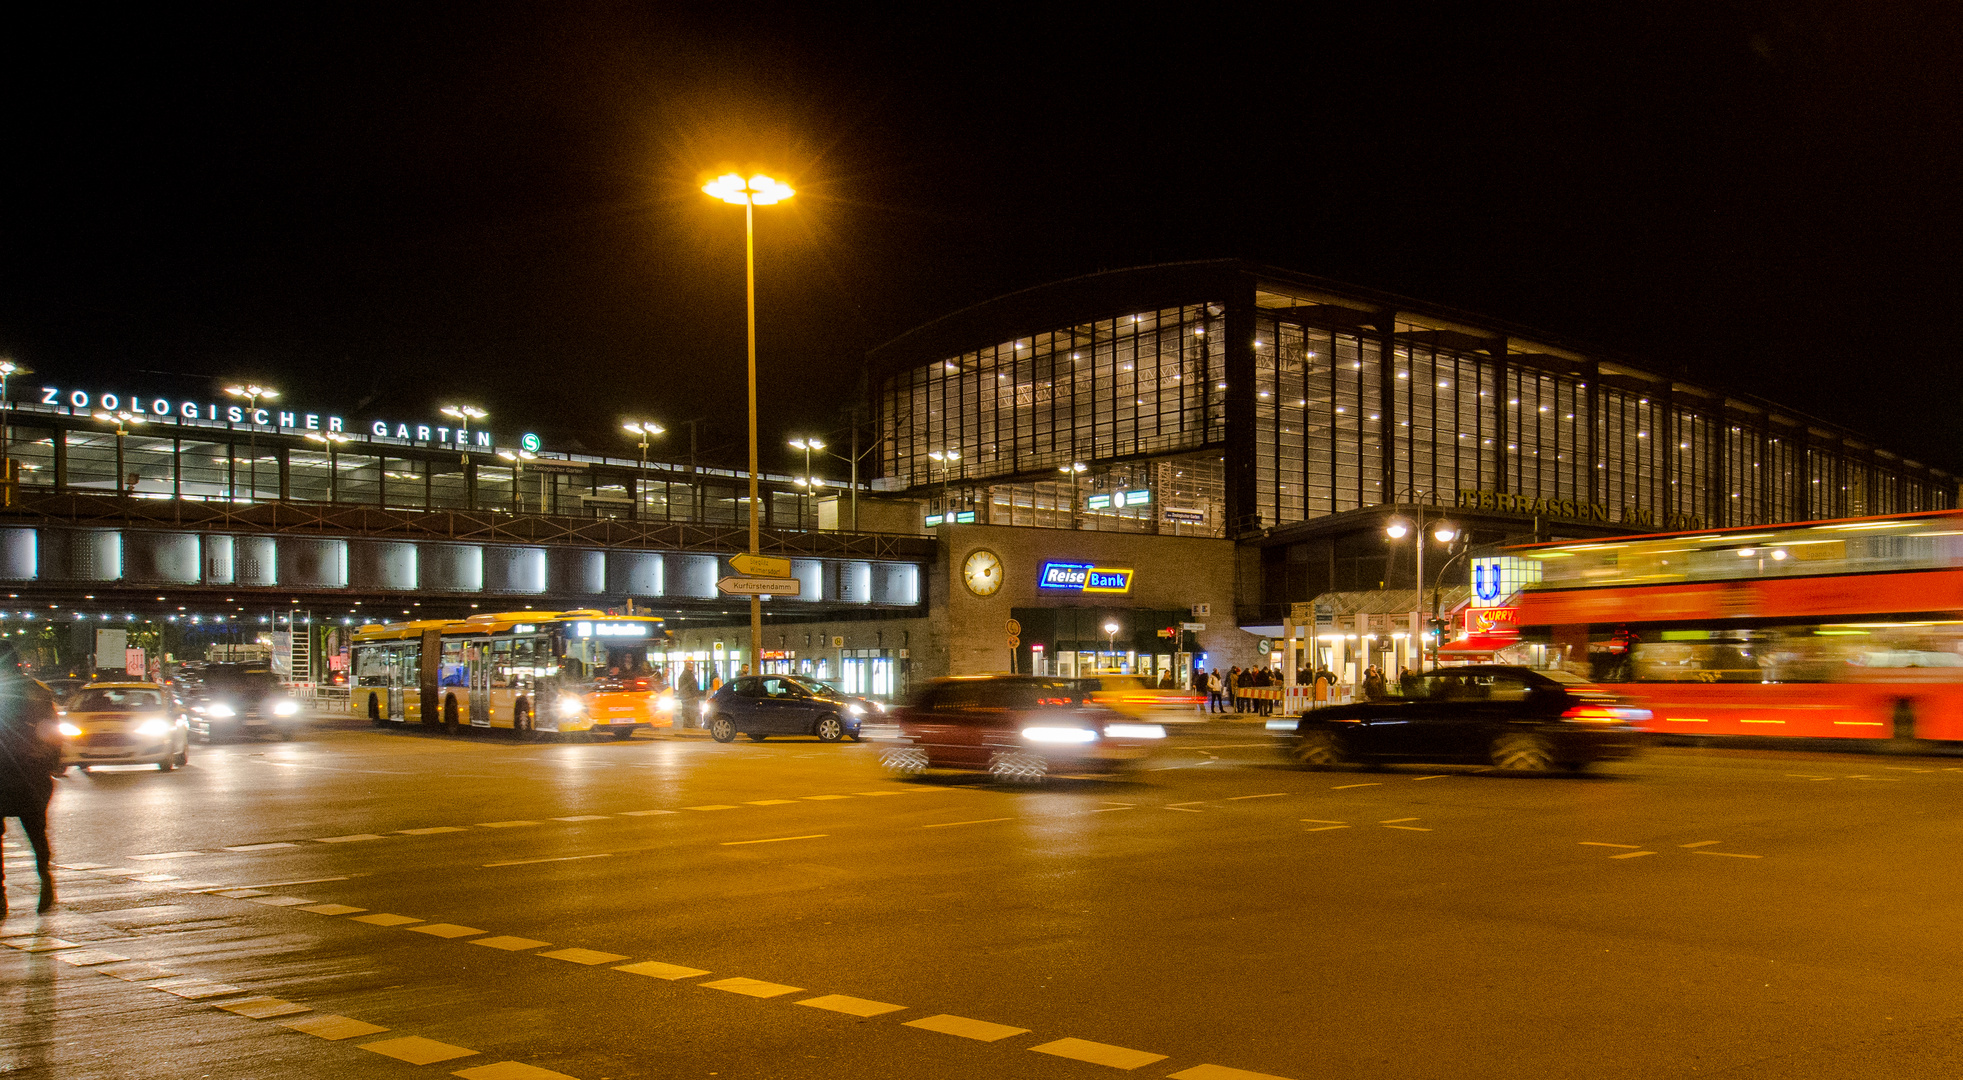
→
(1192, 663, 1294, 716)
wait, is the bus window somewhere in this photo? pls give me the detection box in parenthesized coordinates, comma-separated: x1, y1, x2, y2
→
(491, 639, 515, 688)
(439, 639, 468, 688)
(355, 646, 397, 688)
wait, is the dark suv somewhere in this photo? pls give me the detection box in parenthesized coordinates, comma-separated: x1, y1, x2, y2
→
(704, 674, 872, 743)
(187, 665, 303, 741)
(1282, 665, 1648, 772)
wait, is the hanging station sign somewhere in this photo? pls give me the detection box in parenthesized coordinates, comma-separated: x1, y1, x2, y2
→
(1037, 561, 1135, 593)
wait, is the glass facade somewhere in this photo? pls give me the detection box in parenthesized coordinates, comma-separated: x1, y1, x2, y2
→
(872, 265, 1955, 538)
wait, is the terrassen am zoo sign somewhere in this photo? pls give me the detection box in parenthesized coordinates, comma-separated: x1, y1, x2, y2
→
(1455, 489, 1710, 532)
(36, 384, 523, 451)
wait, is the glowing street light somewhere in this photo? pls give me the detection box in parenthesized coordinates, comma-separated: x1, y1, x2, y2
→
(224, 383, 279, 501)
(305, 431, 351, 501)
(789, 437, 825, 525)
(623, 421, 665, 518)
(703, 171, 794, 668)
(1385, 489, 1461, 672)
(440, 404, 487, 467)
(497, 447, 540, 513)
(929, 449, 961, 516)
(1103, 619, 1122, 672)
(93, 410, 145, 496)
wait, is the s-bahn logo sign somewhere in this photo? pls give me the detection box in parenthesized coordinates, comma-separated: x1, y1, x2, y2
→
(1037, 562, 1134, 593)
(36, 384, 504, 450)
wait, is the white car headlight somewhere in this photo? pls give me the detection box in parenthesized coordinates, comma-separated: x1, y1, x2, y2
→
(847, 703, 866, 716)
(699, 700, 712, 717)
(1021, 727, 1098, 744)
(1104, 723, 1167, 740)
(272, 699, 300, 717)
(135, 717, 171, 737)
(57, 722, 80, 737)
(657, 692, 676, 712)
(556, 696, 587, 717)
(200, 703, 236, 718)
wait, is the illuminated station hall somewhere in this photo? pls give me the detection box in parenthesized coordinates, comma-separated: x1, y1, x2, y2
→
(0, 261, 1952, 701)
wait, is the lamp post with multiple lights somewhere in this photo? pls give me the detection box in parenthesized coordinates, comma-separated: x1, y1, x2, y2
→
(789, 437, 824, 525)
(1059, 460, 1087, 527)
(928, 449, 961, 519)
(93, 410, 145, 496)
(304, 431, 351, 501)
(224, 383, 278, 501)
(703, 171, 794, 669)
(496, 448, 540, 512)
(1384, 490, 1460, 671)
(623, 420, 665, 518)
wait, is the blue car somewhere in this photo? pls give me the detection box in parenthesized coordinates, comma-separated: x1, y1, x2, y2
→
(705, 674, 876, 743)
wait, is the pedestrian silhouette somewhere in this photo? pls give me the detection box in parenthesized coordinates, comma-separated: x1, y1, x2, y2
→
(0, 648, 61, 914)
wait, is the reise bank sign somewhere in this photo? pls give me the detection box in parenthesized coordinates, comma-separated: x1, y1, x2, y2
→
(36, 384, 525, 451)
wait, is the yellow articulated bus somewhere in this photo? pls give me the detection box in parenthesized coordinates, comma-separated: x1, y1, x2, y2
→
(349, 610, 672, 739)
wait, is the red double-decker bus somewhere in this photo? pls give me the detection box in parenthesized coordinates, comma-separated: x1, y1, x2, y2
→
(1511, 509, 1963, 741)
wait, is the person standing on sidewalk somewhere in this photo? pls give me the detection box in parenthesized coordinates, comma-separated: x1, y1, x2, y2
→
(1207, 668, 1225, 713)
(0, 649, 60, 915)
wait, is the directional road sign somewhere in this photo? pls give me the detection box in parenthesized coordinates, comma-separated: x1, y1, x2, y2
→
(716, 576, 802, 597)
(730, 553, 792, 578)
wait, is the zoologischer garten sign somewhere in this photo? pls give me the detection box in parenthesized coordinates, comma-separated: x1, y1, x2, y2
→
(33, 383, 534, 453)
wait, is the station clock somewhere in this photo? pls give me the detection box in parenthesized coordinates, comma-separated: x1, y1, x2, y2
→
(961, 548, 1005, 597)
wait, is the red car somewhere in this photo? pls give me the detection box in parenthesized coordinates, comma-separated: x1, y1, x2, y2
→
(881, 676, 1168, 782)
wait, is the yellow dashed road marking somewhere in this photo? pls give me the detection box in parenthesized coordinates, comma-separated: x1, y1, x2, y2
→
(1695, 850, 1763, 858)
(299, 904, 366, 916)
(283, 1015, 389, 1040)
(540, 948, 630, 966)
(721, 834, 829, 845)
(1332, 783, 1381, 790)
(801, 795, 854, 801)
(904, 1014, 1029, 1041)
(1170, 1064, 1301, 1080)
(408, 923, 487, 939)
(454, 1063, 582, 1080)
(474, 936, 550, 952)
(616, 960, 710, 980)
(477, 820, 541, 828)
(1412, 775, 1451, 781)
(359, 1036, 479, 1065)
(1031, 1037, 1167, 1069)
(225, 842, 298, 851)
(400, 826, 470, 835)
(1227, 793, 1289, 800)
(553, 815, 611, 822)
(1093, 805, 1134, 812)
(702, 976, 802, 998)
(1383, 825, 1431, 831)
(1680, 841, 1722, 848)
(215, 889, 272, 898)
(746, 799, 798, 805)
(796, 994, 907, 1017)
(216, 996, 312, 1019)
(920, 818, 1012, 829)
(853, 791, 908, 796)
(1580, 842, 1642, 849)
(350, 914, 422, 926)
(683, 805, 740, 811)
(1610, 851, 1657, 859)
(1381, 817, 1418, 823)
(620, 809, 677, 816)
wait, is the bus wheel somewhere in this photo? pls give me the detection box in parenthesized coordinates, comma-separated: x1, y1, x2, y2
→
(709, 715, 736, 743)
(443, 696, 461, 733)
(1491, 733, 1555, 772)
(368, 694, 383, 725)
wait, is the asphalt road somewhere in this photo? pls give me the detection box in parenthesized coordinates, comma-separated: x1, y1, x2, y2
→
(6, 717, 1963, 1080)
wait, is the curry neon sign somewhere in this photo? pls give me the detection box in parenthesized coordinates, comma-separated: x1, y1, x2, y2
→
(1037, 561, 1135, 593)
(36, 384, 514, 450)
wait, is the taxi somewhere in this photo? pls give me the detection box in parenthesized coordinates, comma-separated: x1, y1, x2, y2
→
(58, 682, 191, 772)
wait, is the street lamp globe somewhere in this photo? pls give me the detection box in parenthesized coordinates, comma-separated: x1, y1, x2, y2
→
(1433, 522, 1459, 543)
(1384, 518, 1411, 539)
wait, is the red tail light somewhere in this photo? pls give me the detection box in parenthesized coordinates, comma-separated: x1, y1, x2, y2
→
(1561, 706, 1618, 723)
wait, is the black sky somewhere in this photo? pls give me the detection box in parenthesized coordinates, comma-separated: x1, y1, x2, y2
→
(6, 3, 1963, 471)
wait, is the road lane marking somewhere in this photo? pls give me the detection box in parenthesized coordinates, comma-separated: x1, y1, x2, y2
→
(315, 834, 388, 844)
(1093, 805, 1135, 812)
(53, 862, 108, 870)
(1165, 802, 1206, 812)
(300, 904, 367, 916)
(1609, 851, 1657, 859)
(130, 851, 207, 861)
(683, 805, 741, 811)
(747, 799, 799, 805)
(702, 976, 802, 998)
(721, 834, 829, 845)
(1695, 851, 1764, 858)
(350, 914, 422, 926)
(1332, 783, 1381, 790)
(216, 996, 311, 1019)
(52, 949, 129, 966)
(86, 867, 139, 875)
(358, 1036, 479, 1065)
(1380, 817, 1418, 823)
(225, 843, 298, 851)
(541, 948, 631, 965)
(620, 810, 678, 816)
(400, 826, 471, 835)
(616, 960, 710, 980)
(1412, 775, 1451, 781)
(407, 924, 486, 939)
(129, 873, 179, 882)
(1680, 841, 1722, 849)
(147, 977, 247, 1000)
(484, 854, 613, 867)
(1030, 1037, 1167, 1069)
(215, 889, 272, 898)
(553, 815, 612, 822)
(477, 820, 542, 828)
(920, 819, 1013, 829)
(473, 936, 550, 952)
(231, 877, 350, 889)
(1580, 843, 1642, 849)
(1383, 825, 1432, 831)
(247, 896, 316, 907)
(455, 1064, 581, 1080)
(797, 994, 907, 1017)
(283, 1015, 390, 1041)
(1170, 1065, 1301, 1080)
(853, 791, 909, 796)
(904, 1014, 1030, 1041)
(1228, 793, 1289, 800)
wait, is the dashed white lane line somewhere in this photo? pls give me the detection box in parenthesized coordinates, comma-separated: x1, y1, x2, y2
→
(1580, 842, 1643, 849)
(620, 809, 678, 816)
(703, 976, 803, 998)
(1412, 775, 1452, 781)
(300, 904, 366, 916)
(247, 896, 317, 907)
(147, 976, 247, 1000)
(358, 1035, 479, 1065)
(231, 876, 349, 889)
(225, 842, 298, 852)
(553, 815, 612, 822)
(797, 994, 907, 1017)
(904, 1013, 1030, 1041)
(217, 996, 312, 1019)
(1165, 803, 1205, 813)
(1695, 850, 1764, 859)
(683, 805, 741, 811)
(400, 826, 470, 835)
(1031, 1037, 1167, 1070)
(130, 851, 208, 861)
(350, 913, 422, 926)
(315, 834, 388, 844)
(616, 960, 710, 980)
(483, 854, 613, 867)
(1380, 817, 1419, 824)
(53, 949, 129, 966)
(1170, 1064, 1300, 1080)
(1609, 851, 1658, 860)
(919, 818, 1013, 829)
(1332, 783, 1380, 790)
(721, 834, 830, 846)
(746, 799, 799, 806)
(1680, 841, 1722, 849)
(477, 820, 542, 828)
(540, 948, 630, 966)
(1227, 793, 1290, 801)
(1093, 804, 1135, 812)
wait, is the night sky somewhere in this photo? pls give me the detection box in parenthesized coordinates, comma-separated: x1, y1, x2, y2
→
(6, 4, 1962, 472)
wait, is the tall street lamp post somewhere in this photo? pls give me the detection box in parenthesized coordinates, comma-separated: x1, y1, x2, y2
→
(93, 410, 145, 496)
(623, 421, 665, 518)
(789, 437, 823, 525)
(0, 359, 29, 506)
(1103, 619, 1122, 673)
(440, 405, 487, 509)
(224, 383, 279, 501)
(1384, 490, 1459, 672)
(928, 449, 961, 518)
(496, 448, 539, 512)
(703, 172, 794, 669)
(1059, 461, 1087, 527)
(305, 431, 350, 502)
